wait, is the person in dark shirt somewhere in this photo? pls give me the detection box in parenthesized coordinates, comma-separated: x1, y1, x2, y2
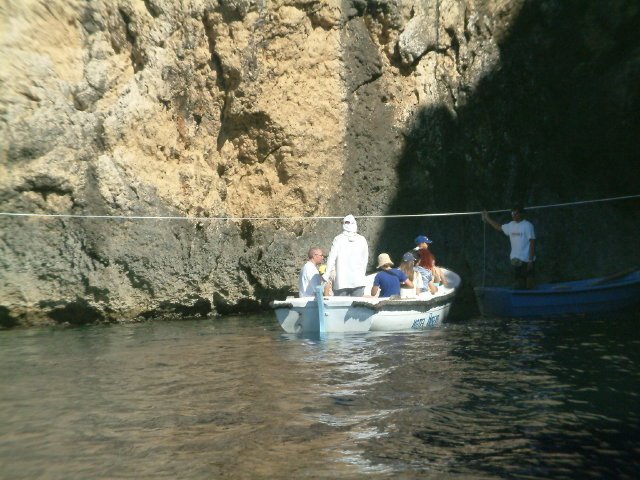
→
(371, 253, 413, 297)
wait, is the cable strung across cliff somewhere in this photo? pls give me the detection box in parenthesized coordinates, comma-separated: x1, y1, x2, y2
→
(0, 194, 639, 221)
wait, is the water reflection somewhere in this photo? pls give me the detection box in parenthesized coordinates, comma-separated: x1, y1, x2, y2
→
(0, 314, 638, 479)
(357, 317, 640, 479)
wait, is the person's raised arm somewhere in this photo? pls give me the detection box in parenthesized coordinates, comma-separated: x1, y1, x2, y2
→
(481, 210, 503, 232)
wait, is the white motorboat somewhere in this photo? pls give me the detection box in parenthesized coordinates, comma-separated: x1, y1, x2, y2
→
(271, 268, 461, 334)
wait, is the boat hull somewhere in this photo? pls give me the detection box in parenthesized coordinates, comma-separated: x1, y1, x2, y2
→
(475, 270, 640, 318)
(272, 297, 373, 334)
(368, 299, 453, 331)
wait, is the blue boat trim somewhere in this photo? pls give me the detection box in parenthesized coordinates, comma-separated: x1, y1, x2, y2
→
(315, 285, 326, 334)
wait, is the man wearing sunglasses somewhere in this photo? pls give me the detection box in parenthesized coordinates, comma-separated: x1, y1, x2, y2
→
(298, 247, 325, 297)
(322, 214, 369, 296)
(482, 205, 536, 289)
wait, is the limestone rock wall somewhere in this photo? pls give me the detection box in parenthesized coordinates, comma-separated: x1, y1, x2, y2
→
(1, 0, 639, 326)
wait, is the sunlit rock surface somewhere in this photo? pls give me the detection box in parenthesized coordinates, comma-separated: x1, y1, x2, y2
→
(1, 0, 638, 326)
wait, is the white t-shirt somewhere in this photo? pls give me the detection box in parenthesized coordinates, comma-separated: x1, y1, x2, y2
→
(298, 261, 322, 297)
(501, 220, 536, 262)
(323, 232, 369, 290)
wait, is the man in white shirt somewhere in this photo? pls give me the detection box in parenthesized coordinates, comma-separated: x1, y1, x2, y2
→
(298, 247, 325, 297)
(322, 214, 369, 296)
(482, 205, 536, 289)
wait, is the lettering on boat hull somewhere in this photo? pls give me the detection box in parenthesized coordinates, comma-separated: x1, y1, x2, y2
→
(411, 313, 439, 329)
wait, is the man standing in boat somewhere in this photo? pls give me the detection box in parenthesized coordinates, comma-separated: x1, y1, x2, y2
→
(322, 214, 369, 296)
(482, 205, 536, 289)
(298, 247, 325, 297)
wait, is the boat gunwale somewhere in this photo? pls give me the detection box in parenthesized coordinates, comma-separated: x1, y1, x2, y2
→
(352, 290, 456, 311)
(474, 270, 640, 296)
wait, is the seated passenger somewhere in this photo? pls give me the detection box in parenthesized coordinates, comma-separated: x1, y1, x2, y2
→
(414, 235, 448, 287)
(398, 252, 422, 296)
(399, 251, 436, 295)
(371, 253, 413, 298)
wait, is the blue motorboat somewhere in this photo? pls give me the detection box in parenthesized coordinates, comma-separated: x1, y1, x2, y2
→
(474, 268, 640, 318)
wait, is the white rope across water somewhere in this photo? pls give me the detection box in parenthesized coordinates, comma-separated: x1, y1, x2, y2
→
(0, 194, 638, 221)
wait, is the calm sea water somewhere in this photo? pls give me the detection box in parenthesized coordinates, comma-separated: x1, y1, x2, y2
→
(1, 313, 639, 479)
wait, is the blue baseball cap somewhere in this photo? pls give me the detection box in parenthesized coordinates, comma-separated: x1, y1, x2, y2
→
(414, 235, 433, 244)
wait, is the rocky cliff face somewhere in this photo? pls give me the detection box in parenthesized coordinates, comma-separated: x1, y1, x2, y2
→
(1, 0, 639, 327)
